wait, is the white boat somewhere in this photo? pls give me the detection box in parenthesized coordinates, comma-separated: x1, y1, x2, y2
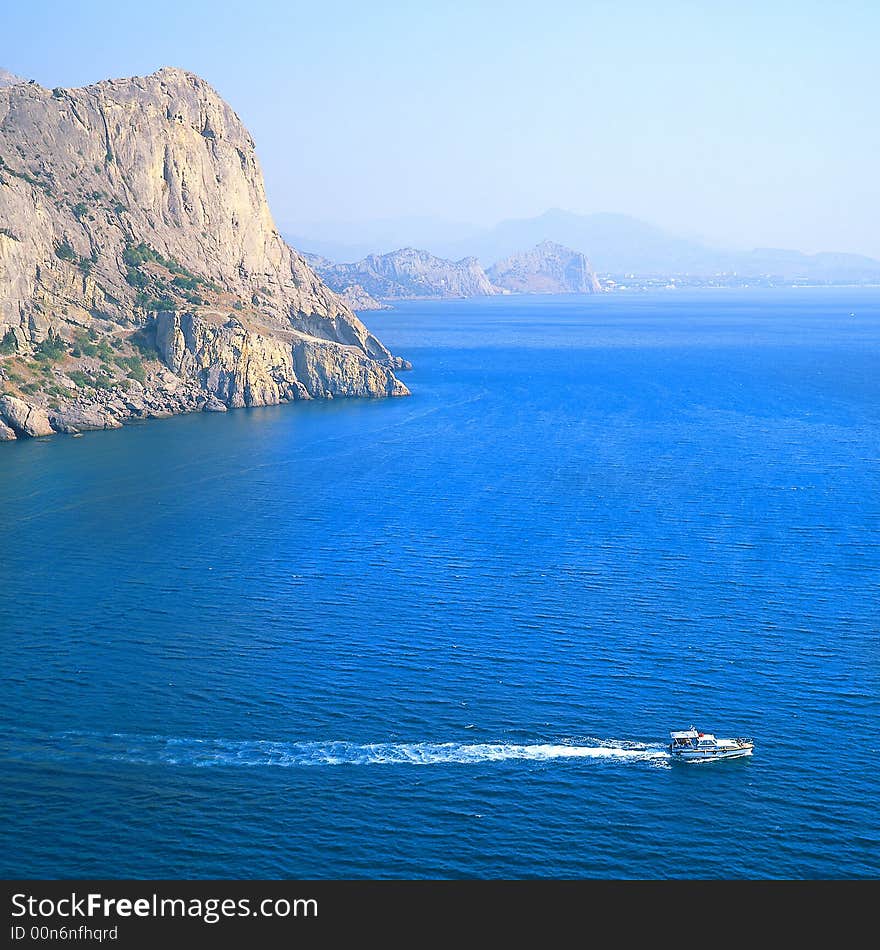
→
(669, 726, 754, 762)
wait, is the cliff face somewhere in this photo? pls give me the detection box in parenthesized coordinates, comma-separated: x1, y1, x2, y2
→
(313, 248, 499, 300)
(336, 284, 390, 311)
(0, 67, 408, 441)
(487, 241, 601, 294)
(302, 253, 387, 311)
(0, 70, 25, 88)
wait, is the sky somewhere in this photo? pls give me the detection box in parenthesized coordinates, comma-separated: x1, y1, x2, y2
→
(3, 0, 879, 257)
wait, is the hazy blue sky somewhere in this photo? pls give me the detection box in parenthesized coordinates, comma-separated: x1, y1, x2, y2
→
(4, 1, 879, 256)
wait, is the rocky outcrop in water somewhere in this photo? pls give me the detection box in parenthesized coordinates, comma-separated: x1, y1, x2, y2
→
(0, 67, 409, 440)
(487, 241, 601, 294)
(0, 393, 54, 437)
(312, 247, 499, 300)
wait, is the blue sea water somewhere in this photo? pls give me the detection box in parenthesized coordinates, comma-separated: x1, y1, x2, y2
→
(1, 289, 879, 879)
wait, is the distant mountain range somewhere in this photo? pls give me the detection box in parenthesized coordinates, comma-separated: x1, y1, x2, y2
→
(306, 248, 498, 303)
(306, 241, 601, 305)
(286, 209, 880, 282)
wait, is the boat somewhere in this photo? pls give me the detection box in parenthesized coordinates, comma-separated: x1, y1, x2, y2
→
(669, 726, 754, 762)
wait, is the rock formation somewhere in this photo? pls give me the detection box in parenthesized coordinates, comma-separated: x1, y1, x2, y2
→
(0, 67, 409, 441)
(302, 254, 387, 311)
(337, 284, 389, 311)
(0, 69, 25, 88)
(312, 248, 499, 300)
(487, 241, 601, 294)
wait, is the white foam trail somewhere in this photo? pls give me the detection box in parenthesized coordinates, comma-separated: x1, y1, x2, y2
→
(34, 733, 670, 768)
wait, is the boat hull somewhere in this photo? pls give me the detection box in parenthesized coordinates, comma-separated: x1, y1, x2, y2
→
(671, 746, 754, 762)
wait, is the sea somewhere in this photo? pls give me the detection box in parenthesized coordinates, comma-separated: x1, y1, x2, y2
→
(2, 289, 878, 879)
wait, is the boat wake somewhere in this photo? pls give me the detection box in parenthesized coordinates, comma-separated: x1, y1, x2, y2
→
(16, 732, 671, 769)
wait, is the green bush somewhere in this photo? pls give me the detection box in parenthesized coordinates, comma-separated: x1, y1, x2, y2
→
(66, 370, 92, 388)
(66, 369, 113, 391)
(34, 337, 68, 362)
(114, 354, 146, 383)
(122, 243, 208, 297)
(125, 266, 148, 288)
(72, 202, 88, 219)
(55, 240, 76, 262)
(134, 292, 175, 312)
(0, 329, 17, 354)
(128, 361, 146, 384)
(129, 331, 159, 361)
(123, 242, 154, 267)
(123, 242, 179, 271)
(71, 330, 99, 358)
(165, 258, 207, 286)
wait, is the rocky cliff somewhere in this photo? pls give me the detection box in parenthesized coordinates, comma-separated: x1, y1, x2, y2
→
(0, 69, 25, 88)
(313, 247, 499, 300)
(336, 283, 390, 311)
(0, 67, 409, 441)
(487, 241, 601, 294)
(302, 253, 387, 311)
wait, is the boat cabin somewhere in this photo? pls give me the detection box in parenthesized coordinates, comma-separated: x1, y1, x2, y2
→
(670, 727, 717, 750)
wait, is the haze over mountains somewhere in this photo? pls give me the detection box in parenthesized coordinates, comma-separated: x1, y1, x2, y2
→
(286, 209, 880, 283)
